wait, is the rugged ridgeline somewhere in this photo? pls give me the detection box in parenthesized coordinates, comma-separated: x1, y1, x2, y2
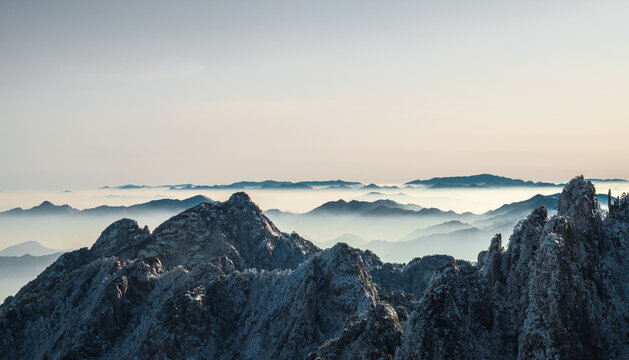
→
(1, 177, 629, 359)
(396, 176, 629, 360)
(0, 192, 450, 359)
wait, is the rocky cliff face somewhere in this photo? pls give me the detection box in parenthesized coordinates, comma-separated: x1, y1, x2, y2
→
(397, 176, 629, 360)
(1, 176, 628, 360)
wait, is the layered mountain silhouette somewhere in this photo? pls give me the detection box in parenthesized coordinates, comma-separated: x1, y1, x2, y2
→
(0, 195, 212, 218)
(405, 174, 560, 188)
(102, 180, 364, 191)
(2, 177, 628, 359)
(306, 199, 424, 216)
(0, 242, 67, 300)
(99, 175, 575, 191)
(0, 201, 78, 217)
(398, 220, 475, 241)
(266, 191, 617, 262)
(0, 252, 64, 301)
(0, 241, 62, 257)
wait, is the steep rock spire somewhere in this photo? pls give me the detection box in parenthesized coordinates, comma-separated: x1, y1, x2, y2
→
(557, 175, 600, 232)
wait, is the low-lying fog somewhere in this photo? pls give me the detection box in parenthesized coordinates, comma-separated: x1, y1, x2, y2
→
(0, 185, 576, 214)
(1, 180, 627, 301)
(1, 180, 627, 261)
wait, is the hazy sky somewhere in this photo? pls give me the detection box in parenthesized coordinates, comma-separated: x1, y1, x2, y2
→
(1, 0, 628, 189)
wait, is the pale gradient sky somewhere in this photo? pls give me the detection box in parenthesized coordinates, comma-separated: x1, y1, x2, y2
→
(1, 0, 628, 190)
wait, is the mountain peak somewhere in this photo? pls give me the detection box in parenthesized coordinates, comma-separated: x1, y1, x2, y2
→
(557, 175, 600, 231)
(22, 200, 78, 215)
(226, 191, 253, 205)
(90, 218, 150, 259)
(0, 240, 62, 257)
(405, 174, 559, 188)
(87, 194, 319, 270)
(184, 194, 211, 202)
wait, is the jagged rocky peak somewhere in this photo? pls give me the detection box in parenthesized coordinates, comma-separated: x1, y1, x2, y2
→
(225, 190, 254, 206)
(297, 242, 379, 309)
(83, 192, 319, 270)
(554, 176, 605, 261)
(396, 261, 495, 360)
(396, 176, 629, 359)
(608, 189, 629, 220)
(220, 191, 272, 226)
(136, 243, 378, 360)
(142, 191, 318, 269)
(501, 205, 548, 277)
(299, 243, 379, 320)
(369, 253, 458, 304)
(307, 301, 403, 360)
(90, 218, 150, 259)
(478, 233, 504, 262)
(477, 233, 504, 287)
(557, 175, 601, 230)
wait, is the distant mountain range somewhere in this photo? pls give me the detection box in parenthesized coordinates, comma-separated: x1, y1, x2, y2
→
(101, 180, 367, 191)
(100, 184, 153, 189)
(397, 220, 476, 242)
(405, 174, 561, 188)
(0, 201, 77, 217)
(365, 227, 486, 262)
(265, 191, 617, 262)
(586, 178, 628, 182)
(314, 221, 481, 257)
(274, 197, 487, 219)
(98, 174, 619, 191)
(0, 195, 213, 218)
(3, 190, 617, 262)
(306, 199, 424, 215)
(297, 196, 540, 261)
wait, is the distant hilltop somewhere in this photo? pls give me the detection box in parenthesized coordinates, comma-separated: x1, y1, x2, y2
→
(405, 174, 562, 188)
(0, 241, 64, 257)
